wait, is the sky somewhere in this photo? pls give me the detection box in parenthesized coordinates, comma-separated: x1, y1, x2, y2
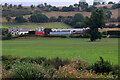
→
(0, 0, 119, 6)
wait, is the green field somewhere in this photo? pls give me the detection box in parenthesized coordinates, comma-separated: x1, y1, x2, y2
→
(2, 38, 118, 65)
(2, 22, 72, 29)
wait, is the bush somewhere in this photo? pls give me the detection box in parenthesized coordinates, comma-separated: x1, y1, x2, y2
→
(112, 65, 120, 76)
(15, 16, 26, 23)
(1, 28, 8, 35)
(29, 13, 49, 23)
(105, 24, 117, 28)
(7, 33, 12, 39)
(70, 57, 89, 70)
(44, 57, 70, 69)
(2, 55, 20, 70)
(88, 57, 113, 74)
(44, 28, 52, 35)
(102, 31, 108, 35)
(20, 57, 47, 64)
(28, 31, 35, 34)
(5, 62, 50, 79)
(109, 35, 120, 38)
(107, 31, 120, 35)
(53, 65, 115, 78)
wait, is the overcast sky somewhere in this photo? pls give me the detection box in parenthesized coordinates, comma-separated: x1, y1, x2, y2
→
(0, 0, 119, 6)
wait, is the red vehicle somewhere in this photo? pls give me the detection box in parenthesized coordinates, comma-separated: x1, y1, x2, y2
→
(35, 31, 45, 36)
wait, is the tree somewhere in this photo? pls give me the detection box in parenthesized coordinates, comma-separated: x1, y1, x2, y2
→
(57, 16, 65, 22)
(108, 1, 114, 4)
(15, 16, 26, 23)
(75, 22, 85, 28)
(74, 3, 79, 11)
(73, 13, 84, 23)
(29, 13, 48, 23)
(111, 4, 120, 9)
(6, 16, 11, 22)
(4, 3, 7, 7)
(18, 4, 22, 9)
(84, 8, 105, 41)
(49, 16, 57, 22)
(79, 2, 88, 10)
(7, 33, 12, 39)
(85, 6, 97, 12)
(105, 10, 112, 20)
(51, 6, 59, 11)
(44, 3, 47, 7)
(30, 4, 35, 9)
(9, 4, 12, 8)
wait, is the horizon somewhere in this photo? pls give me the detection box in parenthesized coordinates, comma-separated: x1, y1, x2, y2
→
(1, 0, 119, 7)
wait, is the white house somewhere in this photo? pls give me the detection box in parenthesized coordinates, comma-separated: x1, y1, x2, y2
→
(8, 28, 32, 35)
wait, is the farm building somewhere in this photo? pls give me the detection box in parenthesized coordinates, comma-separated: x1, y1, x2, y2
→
(50, 28, 89, 35)
(8, 28, 32, 35)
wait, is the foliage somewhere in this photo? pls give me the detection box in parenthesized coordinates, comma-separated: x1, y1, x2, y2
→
(111, 4, 120, 9)
(28, 31, 35, 34)
(44, 57, 70, 69)
(73, 13, 84, 23)
(5, 62, 50, 79)
(30, 4, 35, 9)
(44, 28, 52, 35)
(57, 16, 65, 22)
(107, 31, 120, 35)
(2, 55, 119, 79)
(2, 55, 20, 70)
(88, 57, 113, 74)
(105, 10, 112, 20)
(15, 16, 26, 23)
(29, 13, 49, 23)
(75, 22, 85, 28)
(108, 1, 114, 4)
(2, 9, 32, 17)
(105, 24, 117, 28)
(51, 6, 59, 11)
(49, 16, 57, 22)
(85, 6, 97, 12)
(20, 57, 47, 64)
(1, 28, 8, 35)
(61, 5, 74, 12)
(7, 33, 12, 39)
(84, 8, 105, 41)
(6, 16, 11, 22)
(53, 64, 116, 78)
(79, 2, 88, 10)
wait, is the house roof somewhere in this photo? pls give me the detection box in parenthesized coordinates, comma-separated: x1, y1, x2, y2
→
(8, 28, 32, 32)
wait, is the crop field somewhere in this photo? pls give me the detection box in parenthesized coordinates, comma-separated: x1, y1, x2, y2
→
(2, 22, 72, 29)
(2, 38, 118, 64)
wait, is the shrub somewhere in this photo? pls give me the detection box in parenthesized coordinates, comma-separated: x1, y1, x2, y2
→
(29, 13, 49, 23)
(107, 31, 120, 35)
(112, 65, 120, 76)
(15, 16, 26, 23)
(44, 28, 52, 35)
(28, 31, 35, 34)
(53, 65, 80, 78)
(70, 57, 89, 70)
(53, 65, 116, 78)
(88, 57, 113, 74)
(109, 35, 120, 38)
(2, 55, 20, 70)
(44, 57, 70, 69)
(5, 62, 50, 79)
(7, 33, 12, 39)
(20, 57, 47, 64)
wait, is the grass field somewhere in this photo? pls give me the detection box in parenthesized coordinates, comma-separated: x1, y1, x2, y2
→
(2, 38, 118, 65)
(2, 22, 72, 29)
